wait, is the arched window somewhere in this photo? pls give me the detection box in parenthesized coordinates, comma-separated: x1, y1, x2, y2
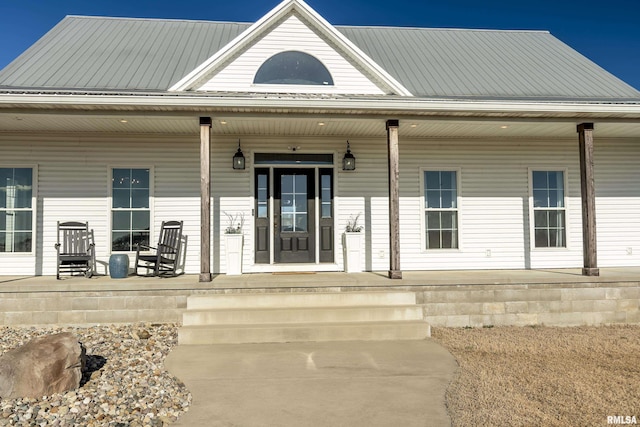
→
(254, 51, 333, 86)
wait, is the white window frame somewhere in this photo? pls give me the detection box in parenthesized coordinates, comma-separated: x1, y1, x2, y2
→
(0, 165, 37, 255)
(420, 168, 462, 252)
(109, 166, 154, 254)
(528, 168, 570, 251)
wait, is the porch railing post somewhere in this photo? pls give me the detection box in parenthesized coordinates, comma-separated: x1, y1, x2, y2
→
(200, 117, 212, 282)
(578, 123, 599, 276)
(387, 119, 402, 279)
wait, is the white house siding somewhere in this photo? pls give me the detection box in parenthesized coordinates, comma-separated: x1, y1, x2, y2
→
(197, 14, 386, 95)
(397, 138, 585, 271)
(2, 132, 639, 276)
(594, 138, 640, 267)
(0, 133, 201, 276)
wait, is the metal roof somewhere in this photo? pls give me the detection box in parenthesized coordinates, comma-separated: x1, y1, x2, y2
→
(0, 15, 638, 101)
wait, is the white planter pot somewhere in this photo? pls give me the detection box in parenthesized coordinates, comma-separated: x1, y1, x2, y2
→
(343, 232, 363, 273)
(224, 234, 244, 275)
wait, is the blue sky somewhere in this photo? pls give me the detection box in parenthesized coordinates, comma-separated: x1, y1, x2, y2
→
(1, 0, 638, 90)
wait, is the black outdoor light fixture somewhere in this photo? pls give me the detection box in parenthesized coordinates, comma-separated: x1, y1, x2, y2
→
(342, 141, 356, 171)
(233, 139, 245, 170)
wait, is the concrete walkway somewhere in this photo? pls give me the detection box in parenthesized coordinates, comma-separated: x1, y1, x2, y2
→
(165, 340, 458, 427)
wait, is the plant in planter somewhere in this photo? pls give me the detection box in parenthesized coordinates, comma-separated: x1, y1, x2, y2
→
(224, 211, 245, 234)
(345, 213, 363, 233)
(223, 212, 245, 275)
(343, 213, 363, 273)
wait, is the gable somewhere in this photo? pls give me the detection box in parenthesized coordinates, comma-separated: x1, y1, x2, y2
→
(193, 14, 388, 95)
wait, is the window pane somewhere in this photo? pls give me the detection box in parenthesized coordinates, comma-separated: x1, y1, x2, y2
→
(441, 211, 454, 229)
(131, 169, 149, 188)
(535, 229, 549, 248)
(426, 212, 440, 229)
(281, 214, 293, 231)
(441, 190, 455, 209)
(281, 194, 294, 213)
(112, 211, 130, 231)
(14, 211, 32, 231)
(427, 230, 441, 249)
(294, 175, 307, 193)
(534, 210, 548, 228)
(0, 232, 5, 252)
(532, 171, 547, 189)
(131, 190, 149, 209)
(132, 232, 150, 249)
(0, 188, 5, 209)
(295, 214, 307, 232)
(425, 171, 440, 189)
(426, 190, 440, 209)
(533, 189, 547, 208)
(548, 190, 560, 208)
(132, 211, 150, 230)
(14, 232, 32, 252)
(258, 205, 268, 218)
(258, 174, 267, 189)
(441, 171, 454, 190)
(322, 204, 331, 218)
(258, 189, 268, 201)
(112, 169, 130, 189)
(281, 175, 293, 194)
(295, 195, 307, 213)
(549, 171, 564, 189)
(113, 189, 130, 208)
(0, 212, 6, 231)
(441, 230, 454, 249)
(112, 232, 130, 251)
(254, 51, 334, 85)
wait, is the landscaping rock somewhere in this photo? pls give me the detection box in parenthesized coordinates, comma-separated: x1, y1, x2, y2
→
(0, 332, 85, 399)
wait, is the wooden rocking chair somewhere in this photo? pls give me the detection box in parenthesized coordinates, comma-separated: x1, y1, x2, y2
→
(55, 221, 95, 279)
(134, 220, 183, 277)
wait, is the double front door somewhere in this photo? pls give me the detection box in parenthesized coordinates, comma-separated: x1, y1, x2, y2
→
(255, 167, 334, 264)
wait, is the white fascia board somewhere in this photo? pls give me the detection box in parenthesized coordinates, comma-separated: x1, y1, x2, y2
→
(168, 0, 296, 92)
(2, 94, 640, 118)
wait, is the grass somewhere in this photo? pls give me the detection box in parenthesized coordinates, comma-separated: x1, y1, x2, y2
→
(431, 325, 640, 427)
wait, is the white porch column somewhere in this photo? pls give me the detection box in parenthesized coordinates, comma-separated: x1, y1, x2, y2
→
(199, 117, 212, 282)
(386, 119, 402, 279)
(577, 123, 599, 276)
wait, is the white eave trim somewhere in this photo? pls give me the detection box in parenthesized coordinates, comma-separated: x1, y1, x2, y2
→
(2, 94, 640, 118)
(167, 0, 413, 97)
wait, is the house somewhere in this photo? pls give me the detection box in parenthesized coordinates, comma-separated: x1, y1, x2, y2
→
(1, 0, 640, 281)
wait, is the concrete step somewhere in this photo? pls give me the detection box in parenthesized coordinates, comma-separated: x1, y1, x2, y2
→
(186, 291, 417, 310)
(182, 305, 423, 326)
(178, 321, 431, 344)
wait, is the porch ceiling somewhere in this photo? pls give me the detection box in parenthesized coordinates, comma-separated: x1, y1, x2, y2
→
(0, 112, 639, 139)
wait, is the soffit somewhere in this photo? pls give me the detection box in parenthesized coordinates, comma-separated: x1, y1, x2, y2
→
(1, 113, 638, 139)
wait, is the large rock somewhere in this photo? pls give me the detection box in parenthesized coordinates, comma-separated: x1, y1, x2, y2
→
(0, 332, 85, 399)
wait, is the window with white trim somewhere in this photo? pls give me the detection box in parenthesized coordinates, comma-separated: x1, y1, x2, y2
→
(0, 168, 33, 252)
(424, 170, 458, 249)
(532, 170, 566, 248)
(111, 168, 150, 251)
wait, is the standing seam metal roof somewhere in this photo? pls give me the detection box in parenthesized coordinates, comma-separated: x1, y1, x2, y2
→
(0, 15, 638, 100)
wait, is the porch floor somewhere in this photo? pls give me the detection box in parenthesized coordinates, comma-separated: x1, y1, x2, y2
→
(2, 267, 640, 293)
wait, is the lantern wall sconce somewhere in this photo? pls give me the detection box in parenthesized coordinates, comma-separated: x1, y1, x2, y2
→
(233, 140, 245, 170)
(342, 141, 356, 171)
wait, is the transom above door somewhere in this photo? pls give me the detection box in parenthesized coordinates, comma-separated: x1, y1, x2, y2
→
(254, 154, 334, 265)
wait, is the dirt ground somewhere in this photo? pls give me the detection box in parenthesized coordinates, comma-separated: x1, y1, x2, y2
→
(431, 325, 640, 427)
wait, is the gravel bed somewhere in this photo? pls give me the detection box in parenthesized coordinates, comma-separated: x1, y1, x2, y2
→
(0, 323, 191, 426)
